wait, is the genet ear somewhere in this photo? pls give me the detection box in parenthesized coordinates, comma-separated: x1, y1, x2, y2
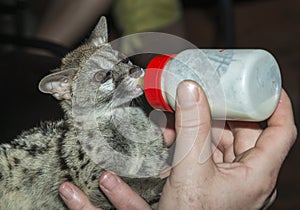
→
(88, 16, 108, 46)
(39, 68, 77, 100)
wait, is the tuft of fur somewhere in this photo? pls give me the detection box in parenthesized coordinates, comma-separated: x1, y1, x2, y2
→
(0, 17, 167, 209)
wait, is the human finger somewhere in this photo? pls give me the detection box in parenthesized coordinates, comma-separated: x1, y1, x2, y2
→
(171, 81, 216, 177)
(59, 182, 101, 210)
(212, 122, 235, 162)
(243, 90, 297, 170)
(99, 171, 152, 210)
(212, 144, 224, 164)
(227, 121, 262, 156)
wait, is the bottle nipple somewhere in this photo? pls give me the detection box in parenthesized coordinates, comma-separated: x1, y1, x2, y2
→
(138, 76, 144, 90)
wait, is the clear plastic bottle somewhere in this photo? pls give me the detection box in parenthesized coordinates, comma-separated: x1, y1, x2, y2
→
(143, 49, 282, 121)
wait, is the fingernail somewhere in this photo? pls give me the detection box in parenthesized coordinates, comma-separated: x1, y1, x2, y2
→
(100, 171, 120, 192)
(177, 81, 200, 107)
(59, 183, 75, 201)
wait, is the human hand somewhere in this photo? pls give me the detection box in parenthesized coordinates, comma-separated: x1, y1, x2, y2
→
(59, 170, 152, 210)
(59, 81, 297, 210)
(157, 81, 297, 209)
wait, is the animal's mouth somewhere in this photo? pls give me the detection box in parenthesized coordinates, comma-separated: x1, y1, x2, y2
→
(137, 76, 144, 89)
(134, 68, 145, 94)
(132, 77, 144, 95)
(112, 67, 145, 101)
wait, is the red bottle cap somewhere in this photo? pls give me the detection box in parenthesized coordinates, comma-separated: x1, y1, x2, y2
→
(144, 54, 175, 112)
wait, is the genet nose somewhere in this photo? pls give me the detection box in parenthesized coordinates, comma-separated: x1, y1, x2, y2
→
(129, 66, 143, 78)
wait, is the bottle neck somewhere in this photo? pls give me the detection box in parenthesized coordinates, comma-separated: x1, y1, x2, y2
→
(144, 54, 175, 112)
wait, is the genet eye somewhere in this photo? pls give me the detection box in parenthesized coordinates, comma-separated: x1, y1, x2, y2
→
(94, 70, 113, 83)
(94, 70, 106, 82)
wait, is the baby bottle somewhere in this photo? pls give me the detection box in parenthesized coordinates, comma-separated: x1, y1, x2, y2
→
(142, 49, 281, 121)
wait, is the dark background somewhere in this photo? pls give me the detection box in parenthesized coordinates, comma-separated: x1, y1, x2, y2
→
(0, 0, 299, 209)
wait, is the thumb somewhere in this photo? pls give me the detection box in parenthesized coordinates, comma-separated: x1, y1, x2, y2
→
(172, 80, 215, 174)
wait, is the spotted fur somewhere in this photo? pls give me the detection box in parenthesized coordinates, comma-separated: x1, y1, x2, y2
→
(0, 17, 167, 209)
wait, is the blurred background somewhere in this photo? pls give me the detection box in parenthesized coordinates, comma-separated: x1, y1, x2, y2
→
(0, 0, 299, 209)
